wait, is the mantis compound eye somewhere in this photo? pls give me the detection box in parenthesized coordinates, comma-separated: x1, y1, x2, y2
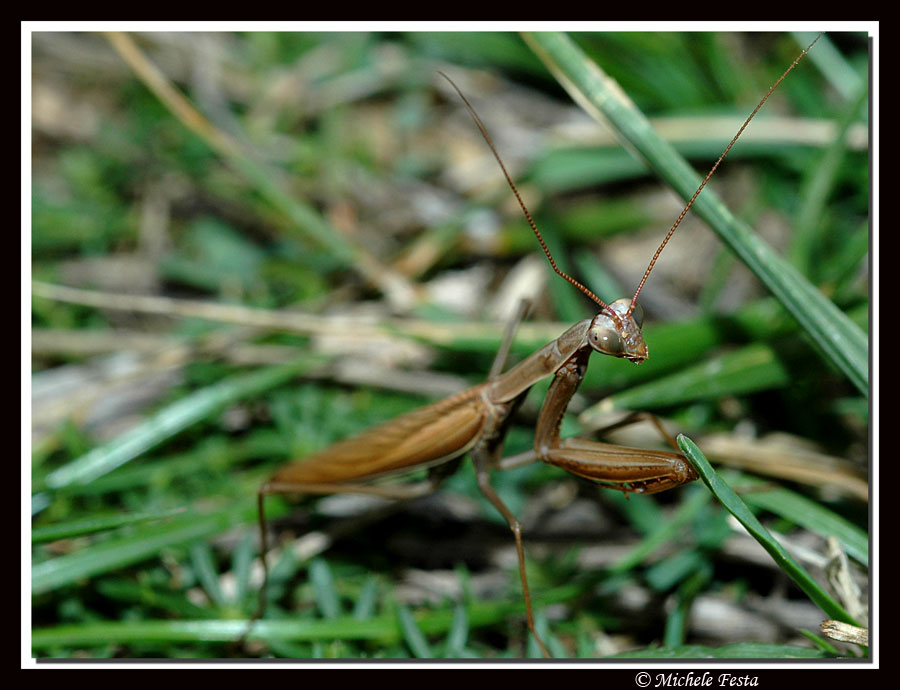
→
(588, 322, 625, 356)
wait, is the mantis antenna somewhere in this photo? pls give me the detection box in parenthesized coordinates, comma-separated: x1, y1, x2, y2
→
(438, 71, 611, 312)
(440, 32, 822, 324)
(628, 32, 823, 316)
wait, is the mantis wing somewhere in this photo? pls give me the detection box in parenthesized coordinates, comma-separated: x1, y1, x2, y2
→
(271, 384, 489, 485)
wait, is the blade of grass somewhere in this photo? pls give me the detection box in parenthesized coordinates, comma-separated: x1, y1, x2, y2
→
(32, 499, 266, 595)
(583, 303, 867, 413)
(662, 564, 712, 648)
(609, 642, 830, 659)
(31, 583, 585, 648)
(798, 628, 844, 656)
(352, 576, 379, 620)
(442, 602, 469, 657)
(789, 83, 869, 277)
(584, 342, 791, 415)
(397, 605, 434, 658)
(309, 558, 341, 619)
(95, 579, 209, 619)
(678, 434, 859, 626)
(31, 507, 186, 543)
(735, 477, 868, 567)
(41, 356, 323, 490)
(231, 532, 255, 606)
(190, 543, 226, 609)
(608, 486, 710, 576)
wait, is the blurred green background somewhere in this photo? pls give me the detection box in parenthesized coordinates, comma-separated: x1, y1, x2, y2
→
(31, 31, 869, 659)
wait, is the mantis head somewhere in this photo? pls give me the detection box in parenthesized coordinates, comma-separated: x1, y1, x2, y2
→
(587, 298, 647, 364)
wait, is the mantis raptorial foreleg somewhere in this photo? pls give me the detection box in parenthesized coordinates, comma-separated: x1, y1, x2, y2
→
(534, 347, 696, 495)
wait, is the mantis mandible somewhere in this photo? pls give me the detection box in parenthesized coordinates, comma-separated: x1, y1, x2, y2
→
(253, 36, 821, 658)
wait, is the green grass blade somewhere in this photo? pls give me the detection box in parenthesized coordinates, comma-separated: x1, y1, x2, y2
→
(32, 500, 257, 595)
(352, 576, 379, 620)
(798, 628, 844, 656)
(737, 479, 868, 567)
(678, 435, 859, 626)
(95, 579, 209, 619)
(231, 532, 254, 605)
(34, 583, 585, 649)
(609, 642, 830, 659)
(31, 507, 186, 543)
(789, 84, 869, 277)
(309, 558, 341, 619)
(522, 32, 868, 396)
(190, 543, 226, 609)
(397, 605, 434, 658)
(608, 486, 710, 575)
(42, 357, 321, 490)
(579, 302, 866, 418)
(587, 342, 791, 414)
(442, 602, 470, 657)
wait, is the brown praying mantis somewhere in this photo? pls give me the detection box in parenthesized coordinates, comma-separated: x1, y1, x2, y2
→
(251, 35, 822, 658)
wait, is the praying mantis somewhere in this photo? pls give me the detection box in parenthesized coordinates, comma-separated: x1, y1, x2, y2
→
(250, 34, 829, 657)
(31, 29, 868, 651)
